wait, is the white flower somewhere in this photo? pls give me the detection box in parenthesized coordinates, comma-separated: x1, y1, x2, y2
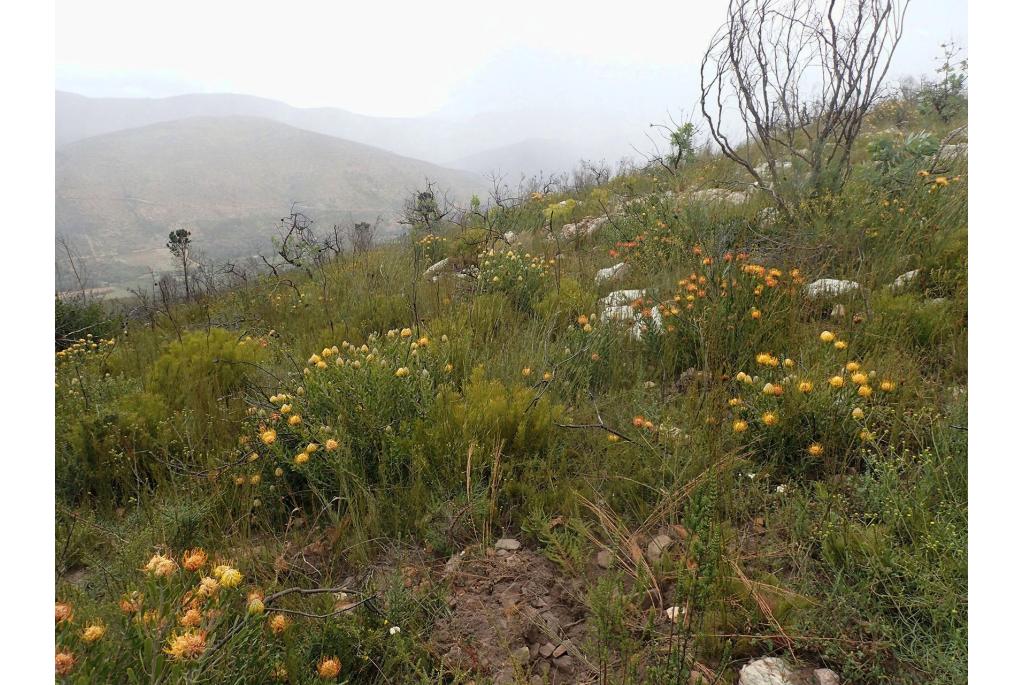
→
(775, 484, 787, 494)
(389, 626, 401, 635)
(665, 606, 684, 623)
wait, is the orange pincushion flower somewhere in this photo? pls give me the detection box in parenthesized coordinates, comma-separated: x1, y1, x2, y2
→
(182, 548, 208, 572)
(270, 613, 289, 635)
(318, 656, 342, 679)
(55, 649, 76, 676)
(55, 602, 73, 624)
(807, 443, 824, 457)
(164, 630, 208, 660)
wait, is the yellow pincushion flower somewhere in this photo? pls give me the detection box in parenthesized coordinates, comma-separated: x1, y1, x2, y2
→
(828, 375, 845, 388)
(395, 367, 410, 378)
(274, 467, 284, 477)
(261, 429, 277, 445)
(82, 624, 106, 643)
(761, 411, 778, 426)
(247, 597, 266, 615)
(858, 385, 873, 398)
(288, 415, 302, 426)
(325, 439, 339, 451)
(280, 403, 292, 414)
(880, 380, 896, 392)
(522, 367, 532, 377)
(305, 443, 319, 454)
(819, 330, 835, 343)
(859, 429, 876, 441)
(307, 354, 321, 366)
(219, 567, 242, 588)
(144, 554, 178, 578)
(543, 371, 553, 381)
(850, 372, 868, 385)
(833, 340, 847, 350)
(807, 443, 824, 457)
(797, 381, 813, 393)
(852, 407, 865, 420)
(295, 452, 310, 465)
(845, 362, 860, 372)
(732, 419, 748, 433)
(318, 656, 342, 679)
(400, 328, 413, 338)
(607, 433, 620, 443)
(783, 358, 795, 368)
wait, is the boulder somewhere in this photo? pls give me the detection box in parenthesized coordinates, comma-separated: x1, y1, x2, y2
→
(934, 142, 967, 164)
(646, 533, 674, 564)
(738, 657, 842, 685)
(494, 538, 521, 551)
(690, 188, 749, 205)
(599, 290, 664, 340)
(561, 216, 608, 240)
(891, 269, 920, 291)
(423, 257, 450, 281)
(804, 278, 860, 299)
(595, 262, 630, 285)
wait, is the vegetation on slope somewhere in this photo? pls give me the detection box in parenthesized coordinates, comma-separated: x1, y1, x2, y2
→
(55, 84, 966, 685)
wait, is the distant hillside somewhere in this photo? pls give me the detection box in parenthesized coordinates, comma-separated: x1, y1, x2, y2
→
(56, 91, 634, 178)
(446, 138, 598, 179)
(56, 116, 485, 288)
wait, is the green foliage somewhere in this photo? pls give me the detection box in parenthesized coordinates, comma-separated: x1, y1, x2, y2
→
(55, 297, 115, 350)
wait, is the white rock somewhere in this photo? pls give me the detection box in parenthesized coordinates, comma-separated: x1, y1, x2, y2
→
(891, 269, 920, 291)
(934, 142, 967, 163)
(423, 257, 450, 281)
(503, 230, 516, 243)
(814, 668, 841, 685)
(690, 188, 749, 205)
(754, 160, 793, 177)
(600, 289, 647, 307)
(562, 216, 608, 240)
(595, 262, 630, 285)
(804, 278, 860, 298)
(494, 538, 521, 551)
(599, 291, 664, 341)
(738, 657, 795, 685)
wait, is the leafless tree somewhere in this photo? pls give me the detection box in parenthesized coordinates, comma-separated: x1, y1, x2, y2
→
(700, 0, 908, 212)
(346, 218, 380, 255)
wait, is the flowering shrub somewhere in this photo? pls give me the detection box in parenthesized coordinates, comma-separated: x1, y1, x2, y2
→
(477, 248, 551, 310)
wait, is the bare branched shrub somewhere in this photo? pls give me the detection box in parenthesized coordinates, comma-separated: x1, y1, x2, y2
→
(346, 218, 380, 255)
(700, 0, 908, 211)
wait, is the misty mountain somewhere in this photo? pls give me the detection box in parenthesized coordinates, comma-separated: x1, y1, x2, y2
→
(56, 116, 486, 289)
(446, 138, 602, 179)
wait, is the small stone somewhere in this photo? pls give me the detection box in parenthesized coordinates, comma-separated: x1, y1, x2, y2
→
(646, 534, 674, 563)
(814, 668, 841, 685)
(738, 657, 794, 685)
(538, 642, 556, 658)
(495, 538, 521, 551)
(553, 655, 573, 672)
(552, 642, 568, 658)
(596, 549, 613, 569)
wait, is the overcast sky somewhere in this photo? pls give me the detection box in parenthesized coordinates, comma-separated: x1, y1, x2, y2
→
(57, 0, 966, 119)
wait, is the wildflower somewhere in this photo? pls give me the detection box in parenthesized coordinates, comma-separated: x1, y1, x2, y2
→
(305, 442, 319, 454)
(182, 549, 208, 572)
(522, 367, 532, 377)
(164, 630, 208, 660)
(775, 484, 787, 494)
(325, 438, 339, 451)
(280, 403, 292, 414)
(762, 383, 783, 396)
(834, 340, 847, 350)
(197, 577, 220, 598)
(665, 606, 683, 623)
(234, 475, 246, 486)
(247, 597, 266, 615)
(577, 314, 589, 326)
(819, 330, 835, 343)
(632, 416, 646, 427)
(797, 381, 813, 393)
(850, 372, 868, 385)
(761, 411, 778, 426)
(316, 360, 328, 369)
(179, 608, 202, 627)
(288, 414, 302, 426)
(583, 323, 593, 333)
(732, 419, 749, 433)
(295, 452, 309, 465)
(828, 375, 845, 388)
(845, 361, 860, 372)
(750, 308, 762, 320)
(852, 407, 865, 420)
(55, 602, 73, 624)
(735, 371, 750, 383)
(274, 467, 284, 477)
(82, 624, 106, 643)
(400, 328, 413, 338)
(272, 664, 289, 681)
(543, 371, 553, 381)
(880, 380, 896, 392)
(591, 352, 600, 361)
(607, 434, 620, 443)
(250, 474, 261, 485)
(808, 443, 824, 457)
(269, 613, 289, 635)
(261, 429, 277, 445)
(219, 568, 243, 588)
(395, 367, 410, 378)
(144, 554, 178, 578)
(389, 625, 401, 635)
(935, 176, 949, 187)
(55, 650, 76, 676)
(728, 397, 742, 407)
(444, 363, 453, 373)
(318, 656, 342, 679)
(858, 385, 873, 398)
(859, 429, 876, 441)
(783, 358, 795, 368)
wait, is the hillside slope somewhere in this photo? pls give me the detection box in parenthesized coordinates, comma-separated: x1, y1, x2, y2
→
(56, 116, 486, 287)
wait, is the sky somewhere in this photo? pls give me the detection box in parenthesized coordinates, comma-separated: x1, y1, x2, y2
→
(56, 0, 967, 119)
